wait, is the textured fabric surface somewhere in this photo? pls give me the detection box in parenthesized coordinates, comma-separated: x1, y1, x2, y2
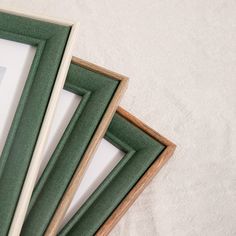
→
(0, 1, 235, 235)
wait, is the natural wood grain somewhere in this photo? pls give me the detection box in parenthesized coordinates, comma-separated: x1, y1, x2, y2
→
(44, 58, 128, 236)
(95, 108, 176, 236)
(72, 57, 128, 82)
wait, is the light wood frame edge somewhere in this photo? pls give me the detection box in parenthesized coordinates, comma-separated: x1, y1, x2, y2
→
(96, 107, 176, 236)
(0, 7, 74, 26)
(8, 18, 79, 236)
(44, 58, 128, 236)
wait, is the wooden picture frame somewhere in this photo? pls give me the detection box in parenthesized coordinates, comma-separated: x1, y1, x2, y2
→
(54, 107, 175, 236)
(0, 8, 78, 236)
(21, 58, 128, 236)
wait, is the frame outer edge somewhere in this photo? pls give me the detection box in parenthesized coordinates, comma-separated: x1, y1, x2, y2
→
(44, 60, 128, 236)
(0, 7, 74, 26)
(96, 107, 176, 236)
(8, 22, 79, 236)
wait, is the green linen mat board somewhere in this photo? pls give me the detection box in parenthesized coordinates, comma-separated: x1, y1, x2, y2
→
(0, 9, 77, 235)
(21, 58, 128, 236)
(54, 107, 175, 236)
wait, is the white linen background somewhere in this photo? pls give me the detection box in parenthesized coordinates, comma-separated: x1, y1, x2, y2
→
(0, 1, 235, 235)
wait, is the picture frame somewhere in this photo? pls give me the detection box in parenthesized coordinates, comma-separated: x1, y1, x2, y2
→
(0, 8, 78, 236)
(50, 107, 175, 236)
(21, 57, 128, 236)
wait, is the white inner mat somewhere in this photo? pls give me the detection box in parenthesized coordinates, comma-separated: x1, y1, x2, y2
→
(37, 89, 124, 231)
(37, 89, 81, 178)
(60, 138, 124, 230)
(0, 38, 36, 157)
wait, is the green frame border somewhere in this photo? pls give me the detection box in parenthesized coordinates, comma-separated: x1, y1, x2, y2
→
(58, 111, 173, 236)
(0, 11, 71, 235)
(21, 61, 124, 235)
